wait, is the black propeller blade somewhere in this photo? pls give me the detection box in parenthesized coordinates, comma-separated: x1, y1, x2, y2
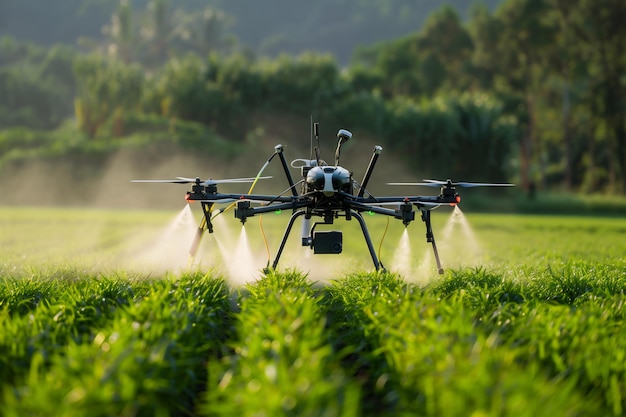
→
(388, 179, 514, 188)
(131, 176, 271, 186)
(387, 182, 441, 188)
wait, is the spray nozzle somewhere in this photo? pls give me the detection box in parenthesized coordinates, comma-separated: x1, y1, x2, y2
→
(395, 203, 415, 226)
(235, 200, 253, 224)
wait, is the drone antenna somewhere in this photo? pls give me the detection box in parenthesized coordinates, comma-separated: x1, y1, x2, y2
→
(335, 129, 352, 166)
(310, 115, 313, 162)
(314, 122, 321, 166)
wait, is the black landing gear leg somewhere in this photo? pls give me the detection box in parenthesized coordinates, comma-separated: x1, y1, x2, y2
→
(421, 210, 444, 275)
(190, 202, 213, 257)
(267, 210, 386, 273)
(351, 211, 386, 272)
(270, 210, 307, 271)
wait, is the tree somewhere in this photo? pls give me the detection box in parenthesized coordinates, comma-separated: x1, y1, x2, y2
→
(73, 55, 144, 137)
(473, 0, 557, 192)
(103, 0, 135, 64)
(0, 38, 77, 129)
(415, 5, 475, 92)
(566, 0, 626, 192)
(351, 35, 422, 98)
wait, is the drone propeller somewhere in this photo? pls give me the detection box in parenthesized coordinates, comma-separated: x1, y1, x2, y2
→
(387, 182, 441, 188)
(131, 176, 271, 186)
(388, 179, 514, 188)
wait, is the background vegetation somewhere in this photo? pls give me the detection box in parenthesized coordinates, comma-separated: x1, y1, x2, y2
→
(1, 0, 625, 204)
(2, 2, 625, 413)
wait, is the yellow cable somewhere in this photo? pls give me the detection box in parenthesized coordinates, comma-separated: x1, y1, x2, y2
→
(247, 160, 270, 194)
(259, 215, 271, 264)
(215, 159, 271, 217)
(199, 157, 273, 263)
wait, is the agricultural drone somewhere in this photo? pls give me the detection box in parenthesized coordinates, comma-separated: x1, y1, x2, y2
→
(133, 123, 512, 274)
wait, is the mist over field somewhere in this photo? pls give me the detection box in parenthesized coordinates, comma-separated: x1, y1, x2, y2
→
(1, 0, 624, 282)
(0, 121, 420, 209)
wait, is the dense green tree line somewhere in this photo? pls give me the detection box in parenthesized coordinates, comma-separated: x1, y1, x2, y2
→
(354, 1, 626, 192)
(0, 0, 624, 192)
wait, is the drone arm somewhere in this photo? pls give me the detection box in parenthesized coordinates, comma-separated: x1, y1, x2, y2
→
(345, 200, 398, 217)
(187, 193, 296, 203)
(235, 198, 310, 222)
(357, 195, 455, 205)
(357, 145, 383, 197)
(274, 144, 298, 197)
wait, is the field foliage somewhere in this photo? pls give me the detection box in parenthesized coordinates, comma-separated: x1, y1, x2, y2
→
(1, 206, 625, 416)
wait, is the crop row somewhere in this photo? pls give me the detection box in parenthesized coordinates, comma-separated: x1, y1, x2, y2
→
(1, 261, 625, 416)
(202, 271, 359, 416)
(1, 271, 231, 416)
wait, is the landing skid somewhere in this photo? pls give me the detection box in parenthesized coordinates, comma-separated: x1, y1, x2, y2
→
(421, 209, 444, 274)
(268, 210, 386, 273)
(190, 204, 443, 276)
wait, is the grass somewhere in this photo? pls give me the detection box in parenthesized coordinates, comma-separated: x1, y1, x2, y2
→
(1, 205, 625, 415)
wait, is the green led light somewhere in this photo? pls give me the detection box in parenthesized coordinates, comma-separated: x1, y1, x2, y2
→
(368, 211, 375, 216)
(274, 209, 282, 215)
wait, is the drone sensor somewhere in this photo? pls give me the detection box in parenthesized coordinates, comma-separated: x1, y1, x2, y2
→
(312, 231, 343, 254)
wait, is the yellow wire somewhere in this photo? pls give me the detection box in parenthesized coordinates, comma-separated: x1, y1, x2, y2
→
(189, 160, 269, 264)
(209, 160, 273, 263)
(377, 216, 390, 261)
(259, 214, 271, 264)
(246, 162, 268, 194)
(217, 160, 270, 217)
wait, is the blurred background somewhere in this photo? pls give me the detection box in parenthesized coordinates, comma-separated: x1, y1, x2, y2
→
(0, 0, 624, 212)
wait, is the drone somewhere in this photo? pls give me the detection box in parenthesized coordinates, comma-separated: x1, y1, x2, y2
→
(133, 123, 512, 274)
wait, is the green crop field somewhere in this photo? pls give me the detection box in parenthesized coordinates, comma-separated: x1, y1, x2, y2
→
(1, 205, 626, 416)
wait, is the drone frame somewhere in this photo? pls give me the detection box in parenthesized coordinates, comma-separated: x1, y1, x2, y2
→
(134, 123, 512, 275)
(182, 135, 462, 275)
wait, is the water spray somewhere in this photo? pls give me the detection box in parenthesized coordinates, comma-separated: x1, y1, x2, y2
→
(438, 205, 483, 268)
(391, 228, 413, 278)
